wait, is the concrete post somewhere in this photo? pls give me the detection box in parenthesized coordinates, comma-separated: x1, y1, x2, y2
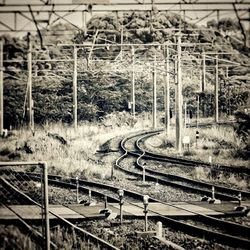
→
(156, 221, 163, 238)
(176, 35, 183, 153)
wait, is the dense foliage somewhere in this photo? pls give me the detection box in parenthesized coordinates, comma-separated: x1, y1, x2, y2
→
(2, 12, 249, 128)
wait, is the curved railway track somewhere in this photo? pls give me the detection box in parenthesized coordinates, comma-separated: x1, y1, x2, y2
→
(1, 122, 249, 249)
(115, 130, 250, 201)
(2, 171, 250, 249)
(136, 130, 250, 175)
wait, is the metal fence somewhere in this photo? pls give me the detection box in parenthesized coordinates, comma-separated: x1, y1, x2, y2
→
(0, 161, 50, 250)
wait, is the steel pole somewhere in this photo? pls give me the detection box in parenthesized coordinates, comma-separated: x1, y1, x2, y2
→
(164, 44, 170, 134)
(196, 94, 199, 129)
(0, 39, 3, 135)
(131, 46, 135, 119)
(120, 28, 123, 60)
(215, 55, 219, 123)
(73, 46, 78, 129)
(176, 35, 183, 153)
(42, 162, 50, 250)
(184, 102, 187, 128)
(27, 34, 34, 130)
(202, 52, 206, 92)
(144, 204, 148, 232)
(153, 54, 157, 129)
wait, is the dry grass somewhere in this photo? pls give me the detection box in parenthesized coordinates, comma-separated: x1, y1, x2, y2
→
(1, 112, 151, 180)
(0, 225, 41, 250)
(145, 125, 249, 168)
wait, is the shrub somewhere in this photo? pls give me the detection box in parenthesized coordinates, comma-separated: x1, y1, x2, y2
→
(183, 150, 196, 156)
(213, 148, 220, 156)
(0, 147, 11, 156)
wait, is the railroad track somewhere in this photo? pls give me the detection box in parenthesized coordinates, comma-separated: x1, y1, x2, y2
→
(1, 171, 250, 249)
(0, 175, 119, 250)
(115, 130, 250, 201)
(136, 130, 250, 175)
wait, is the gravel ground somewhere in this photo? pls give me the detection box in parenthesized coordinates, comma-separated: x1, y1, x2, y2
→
(115, 155, 203, 202)
(222, 216, 250, 227)
(79, 219, 240, 250)
(1, 180, 101, 205)
(179, 219, 244, 238)
(140, 158, 250, 192)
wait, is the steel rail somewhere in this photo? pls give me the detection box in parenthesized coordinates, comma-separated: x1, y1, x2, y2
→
(2, 171, 250, 248)
(121, 121, 249, 176)
(17, 172, 250, 238)
(0, 175, 119, 250)
(0, 177, 57, 249)
(136, 131, 250, 175)
(54, 176, 250, 245)
(134, 133, 250, 199)
(118, 131, 240, 201)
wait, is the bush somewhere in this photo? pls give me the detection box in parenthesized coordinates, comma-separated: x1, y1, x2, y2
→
(183, 150, 195, 156)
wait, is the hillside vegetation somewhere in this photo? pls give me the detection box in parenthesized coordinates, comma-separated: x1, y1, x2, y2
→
(2, 12, 249, 129)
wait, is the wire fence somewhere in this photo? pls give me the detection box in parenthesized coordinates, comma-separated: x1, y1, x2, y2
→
(0, 161, 50, 250)
(0, 161, 119, 250)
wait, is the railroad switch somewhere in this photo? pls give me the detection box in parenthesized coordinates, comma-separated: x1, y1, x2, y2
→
(234, 192, 247, 212)
(99, 208, 117, 220)
(208, 186, 221, 204)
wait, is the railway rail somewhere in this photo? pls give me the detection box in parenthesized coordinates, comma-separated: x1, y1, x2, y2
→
(0, 175, 119, 250)
(136, 130, 250, 175)
(1, 171, 250, 249)
(116, 130, 250, 201)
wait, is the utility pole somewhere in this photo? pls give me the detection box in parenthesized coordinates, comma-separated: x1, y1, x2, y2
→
(225, 66, 230, 116)
(215, 55, 219, 123)
(202, 51, 206, 92)
(184, 102, 187, 128)
(164, 44, 170, 135)
(176, 35, 183, 153)
(152, 54, 157, 129)
(196, 94, 199, 128)
(131, 46, 135, 119)
(121, 28, 123, 60)
(249, 9, 250, 47)
(73, 46, 78, 129)
(0, 39, 3, 136)
(82, 11, 87, 36)
(27, 33, 34, 131)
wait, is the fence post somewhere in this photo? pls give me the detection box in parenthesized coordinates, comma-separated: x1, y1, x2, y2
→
(76, 176, 79, 203)
(0, 39, 3, 136)
(42, 162, 50, 250)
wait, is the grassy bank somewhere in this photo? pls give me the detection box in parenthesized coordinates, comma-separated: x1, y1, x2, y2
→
(0, 112, 151, 180)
